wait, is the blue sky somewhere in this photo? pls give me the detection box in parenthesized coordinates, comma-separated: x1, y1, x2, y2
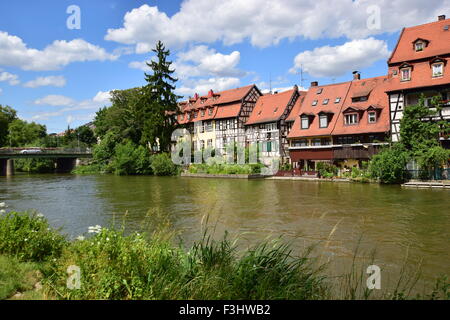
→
(0, 0, 448, 133)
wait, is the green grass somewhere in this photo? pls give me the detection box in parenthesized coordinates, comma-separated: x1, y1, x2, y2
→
(0, 255, 43, 300)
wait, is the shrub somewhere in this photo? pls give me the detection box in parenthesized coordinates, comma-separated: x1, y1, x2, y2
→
(151, 153, 178, 176)
(15, 159, 55, 174)
(369, 146, 410, 184)
(317, 162, 338, 178)
(0, 211, 66, 262)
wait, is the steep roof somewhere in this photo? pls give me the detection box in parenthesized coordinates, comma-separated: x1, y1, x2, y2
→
(288, 81, 352, 138)
(246, 88, 299, 125)
(389, 17, 450, 65)
(286, 95, 305, 122)
(177, 85, 257, 124)
(333, 76, 391, 135)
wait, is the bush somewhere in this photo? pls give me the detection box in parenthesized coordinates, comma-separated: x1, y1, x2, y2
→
(369, 146, 410, 184)
(72, 163, 103, 175)
(151, 153, 178, 176)
(317, 162, 338, 178)
(15, 159, 55, 174)
(0, 211, 66, 262)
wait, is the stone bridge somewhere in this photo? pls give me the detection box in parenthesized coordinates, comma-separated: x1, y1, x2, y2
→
(0, 148, 93, 176)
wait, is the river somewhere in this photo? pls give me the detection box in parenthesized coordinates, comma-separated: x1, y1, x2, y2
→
(1, 174, 449, 293)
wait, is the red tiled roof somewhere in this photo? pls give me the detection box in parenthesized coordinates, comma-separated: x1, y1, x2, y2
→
(386, 59, 450, 92)
(177, 85, 257, 124)
(286, 95, 305, 122)
(333, 76, 391, 136)
(389, 18, 450, 64)
(288, 82, 352, 138)
(246, 88, 299, 125)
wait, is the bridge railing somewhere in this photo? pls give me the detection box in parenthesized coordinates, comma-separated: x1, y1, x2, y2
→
(0, 148, 92, 154)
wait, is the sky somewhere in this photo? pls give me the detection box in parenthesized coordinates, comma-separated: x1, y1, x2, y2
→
(0, 0, 449, 133)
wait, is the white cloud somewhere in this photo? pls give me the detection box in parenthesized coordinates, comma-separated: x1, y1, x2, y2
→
(32, 91, 114, 121)
(105, 1, 450, 51)
(290, 38, 390, 78)
(0, 31, 118, 71)
(34, 95, 76, 107)
(176, 77, 241, 96)
(23, 76, 66, 88)
(0, 71, 20, 85)
(93, 90, 114, 104)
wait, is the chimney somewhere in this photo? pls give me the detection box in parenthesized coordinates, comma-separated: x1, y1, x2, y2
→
(194, 93, 199, 100)
(311, 81, 318, 87)
(353, 71, 361, 80)
(438, 15, 446, 21)
(208, 89, 214, 98)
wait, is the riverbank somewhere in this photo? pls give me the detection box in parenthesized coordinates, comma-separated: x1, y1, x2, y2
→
(0, 210, 448, 300)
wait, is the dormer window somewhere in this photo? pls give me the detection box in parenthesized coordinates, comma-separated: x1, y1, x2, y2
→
(335, 97, 341, 104)
(301, 116, 309, 129)
(316, 88, 323, 94)
(208, 108, 213, 116)
(319, 114, 328, 128)
(432, 63, 444, 78)
(274, 107, 278, 113)
(368, 111, 377, 123)
(323, 99, 329, 105)
(194, 111, 198, 119)
(415, 42, 424, 52)
(201, 110, 205, 117)
(345, 113, 358, 125)
(312, 100, 318, 106)
(400, 67, 411, 81)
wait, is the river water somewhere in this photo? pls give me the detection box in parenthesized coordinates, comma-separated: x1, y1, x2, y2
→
(1, 174, 449, 293)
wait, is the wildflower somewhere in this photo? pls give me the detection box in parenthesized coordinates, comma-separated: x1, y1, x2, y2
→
(0, 209, 5, 215)
(76, 236, 85, 241)
(88, 225, 102, 234)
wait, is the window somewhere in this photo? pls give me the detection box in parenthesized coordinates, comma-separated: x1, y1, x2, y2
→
(200, 140, 205, 150)
(316, 88, 323, 94)
(319, 114, 328, 128)
(321, 138, 331, 146)
(266, 141, 272, 152)
(368, 111, 377, 123)
(352, 96, 368, 103)
(312, 139, 321, 146)
(201, 110, 205, 117)
(207, 139, 213, 148)
(274, 107, 278, 113)
(194, 111, 198, 119)
(205, 121, 213, 132)
(187, 113, 191, 120)
(345, 113, 358, 125)
(208, 108, 213, 116)
(301, 116, 309, 129)
(323, 99, 329, 105)
(415, 42, 424, 52)
(401, 68, 411, 81)
(312, 100, 318, 106)
(432, 63, 444, 77)
(193, 141, 197, 151)
(335, 97, 341, 104)
(292, 139, 308, 147)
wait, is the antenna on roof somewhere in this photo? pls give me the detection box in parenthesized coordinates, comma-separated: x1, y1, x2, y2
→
(300, 64, 308, 89)
(269, 72, 272, 94)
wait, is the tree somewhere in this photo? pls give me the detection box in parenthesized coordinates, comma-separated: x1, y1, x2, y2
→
(94, 88, 144, 145)
(75, 125, 96, 146)
(140, 41, 181, 152)
(0, 105, 18, 147)
(8, 119, 46, 147)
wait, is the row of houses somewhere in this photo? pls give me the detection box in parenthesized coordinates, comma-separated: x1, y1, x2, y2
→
(176, 15, 450, 172)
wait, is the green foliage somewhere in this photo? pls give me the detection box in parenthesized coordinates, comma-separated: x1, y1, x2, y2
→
(111, 141, 154, 176)
(75, 126, 96, 146)
(7, 119, 47, 147)
(316, 162, 338, 178)
(369, 145, 410, 184)
(0, 105, 17, 147)
(188, 162, 264, 175)
(150, 153, 178, 176)
(0, 211, 66, 262)
(72, 163, 103, 175)
(0, 255, 41, 300)
(93, 132, 119, 166)
(15, 159, 55, 174)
